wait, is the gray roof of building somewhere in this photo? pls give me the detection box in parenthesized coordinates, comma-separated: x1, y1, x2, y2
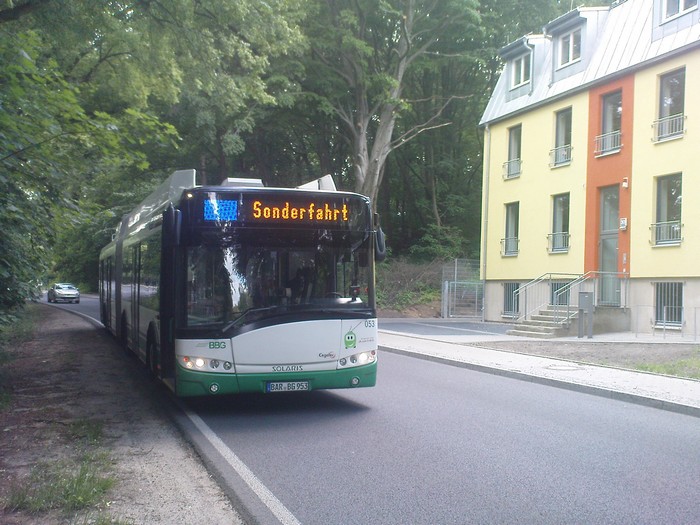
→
(479, 0, 700, 126)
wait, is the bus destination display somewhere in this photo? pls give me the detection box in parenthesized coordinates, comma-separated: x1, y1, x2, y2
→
(201, 193, 366, 228)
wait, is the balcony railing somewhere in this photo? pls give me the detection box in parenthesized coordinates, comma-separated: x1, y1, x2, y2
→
(548, 232, 570, 253)
(651, 220, 682, 245)
(653, 113, 685, 142)
(594, 130, 622, 156)
(549, 145, 572, 167)
(502, 159, 522, 179)
(501, 237, 519, 256)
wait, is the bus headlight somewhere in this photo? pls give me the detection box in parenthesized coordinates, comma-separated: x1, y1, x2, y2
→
(338, 350, 376, 369)
(181, 356, 233, 372)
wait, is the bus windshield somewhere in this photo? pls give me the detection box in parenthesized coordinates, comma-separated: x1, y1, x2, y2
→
(185, 234, 373, 329)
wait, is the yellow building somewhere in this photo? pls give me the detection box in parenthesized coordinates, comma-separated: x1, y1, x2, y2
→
(480, 0, 700, 336)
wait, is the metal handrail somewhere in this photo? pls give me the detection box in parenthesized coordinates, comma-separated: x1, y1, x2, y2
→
(502, 159, 522, 179)
(653, 113, 685, 141)
(551, 271, 596, 323)
(552, 271, 630, 324)
(549, 145, 572, 167)
(594, 130, 621, 155)
(511, 272, 581, 323)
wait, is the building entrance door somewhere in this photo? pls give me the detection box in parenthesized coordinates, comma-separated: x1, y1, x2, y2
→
(599, 186, 620, 306)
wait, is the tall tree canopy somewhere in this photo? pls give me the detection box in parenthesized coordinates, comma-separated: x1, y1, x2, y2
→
(0, 0, 305, 315)
(301, 0, 481, 205)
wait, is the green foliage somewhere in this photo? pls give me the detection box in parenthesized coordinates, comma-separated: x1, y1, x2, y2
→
(409, 225, 472, 262)
(635, 353, 700, 380)
(0, 25, 178, 312)
(0, 30, 83, 312)
(376, 257, 443, 310)
(51, 203, 119, 292)
(5, 452, 114, 513)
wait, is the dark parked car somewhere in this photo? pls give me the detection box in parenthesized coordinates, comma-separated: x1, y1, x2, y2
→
(47, 283, 80, 303)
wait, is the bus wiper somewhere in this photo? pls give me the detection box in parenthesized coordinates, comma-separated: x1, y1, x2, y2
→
(220, 305, 282, 334)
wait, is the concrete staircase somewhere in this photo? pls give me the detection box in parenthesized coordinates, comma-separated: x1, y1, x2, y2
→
(506, 305, 575, 338)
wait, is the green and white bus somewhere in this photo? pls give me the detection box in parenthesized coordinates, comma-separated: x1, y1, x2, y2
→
(99, 170, 383, 397)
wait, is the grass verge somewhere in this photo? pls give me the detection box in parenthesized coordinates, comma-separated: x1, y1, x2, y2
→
(2, 417, 129, 524)
(634, 354, 700, 380)
(0, 304, 42, 409)
(5, 452, 114, 513)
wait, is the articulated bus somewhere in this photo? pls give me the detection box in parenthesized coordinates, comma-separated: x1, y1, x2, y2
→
(99, 170, 384, 397)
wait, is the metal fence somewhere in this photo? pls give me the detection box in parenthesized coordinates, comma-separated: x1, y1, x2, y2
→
(441, 259, 483, 318)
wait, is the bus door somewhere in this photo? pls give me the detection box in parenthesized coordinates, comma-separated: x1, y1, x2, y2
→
(100, 258, 112, 328)
(130, 245, 141, 353)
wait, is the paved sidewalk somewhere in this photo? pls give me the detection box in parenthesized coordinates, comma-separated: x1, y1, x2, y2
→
(379, 330, 700, 418)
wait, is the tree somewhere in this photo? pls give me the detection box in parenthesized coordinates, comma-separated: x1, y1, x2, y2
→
(302, 0, 480, 206)
(0, 30, 86, 315)
(151, 0, 307, 183)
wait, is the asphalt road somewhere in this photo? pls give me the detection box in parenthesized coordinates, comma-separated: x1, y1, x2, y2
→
(43, 292, 100, 321)
(181, 352, 700, 525)
(51, 297, 700, 524)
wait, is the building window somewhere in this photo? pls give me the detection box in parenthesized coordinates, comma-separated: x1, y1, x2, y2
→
(549, 193, 570, 253)
(550, 281, 570, 306)
(511, 53, 531, 88)
(559, 28, 581, 67)
(595, 90, 622, 155)
(664, 0, 697, 19)
(652, 174, 682, 245)
(654, 68, 685, 141)
(502, 202, 519, 256)
(551, 108, 572, 166)
(503, 125, 522, 178)
(503, 282, 520, 317)
(654, 282, 683, 327)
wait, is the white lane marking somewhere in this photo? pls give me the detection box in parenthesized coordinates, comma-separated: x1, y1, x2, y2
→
(184, 408, 302, 525)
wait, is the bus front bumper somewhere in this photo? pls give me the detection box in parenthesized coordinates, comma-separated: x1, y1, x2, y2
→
(175, 362, 377, 397)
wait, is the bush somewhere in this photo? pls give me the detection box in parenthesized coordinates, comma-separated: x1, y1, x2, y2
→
(376, 257, 443, 311)
(409, 224, 471, 262)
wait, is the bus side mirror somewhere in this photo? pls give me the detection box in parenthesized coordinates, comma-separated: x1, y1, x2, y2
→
(163, 204, 181, 247)
(375, 227, 387, 262)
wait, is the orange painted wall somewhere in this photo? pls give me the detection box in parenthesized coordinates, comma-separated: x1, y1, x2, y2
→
(585, 75, 634, 274)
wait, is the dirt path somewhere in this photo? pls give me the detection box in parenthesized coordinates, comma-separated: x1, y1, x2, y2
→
(0, 305, 244, 524)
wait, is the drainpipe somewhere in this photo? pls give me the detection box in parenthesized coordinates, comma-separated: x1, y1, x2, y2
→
(481, 124, 491, 322)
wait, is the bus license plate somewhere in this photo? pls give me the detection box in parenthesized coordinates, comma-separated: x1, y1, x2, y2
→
(266, 381, 309, 393)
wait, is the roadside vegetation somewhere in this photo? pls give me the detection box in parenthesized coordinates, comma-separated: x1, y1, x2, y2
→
(376, 258, 443, 313)
(0, 306, 129, 525)
(634, 352, 700, 380)
(0, 304, 41, 409)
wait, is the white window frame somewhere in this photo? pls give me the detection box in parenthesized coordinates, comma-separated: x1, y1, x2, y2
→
(502, 202, 520, 256)
(663, 0, 698, 20)
(653, 173, 682, 245)
(511, 53, 531, 89)
(552, 108, 572, 166)
(654, 68, 685, 141)
(595, 90, 622, 155)
(504, 125, 522, 178)
(558, 28, 581, 67)
(550, 193, 570, 253)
